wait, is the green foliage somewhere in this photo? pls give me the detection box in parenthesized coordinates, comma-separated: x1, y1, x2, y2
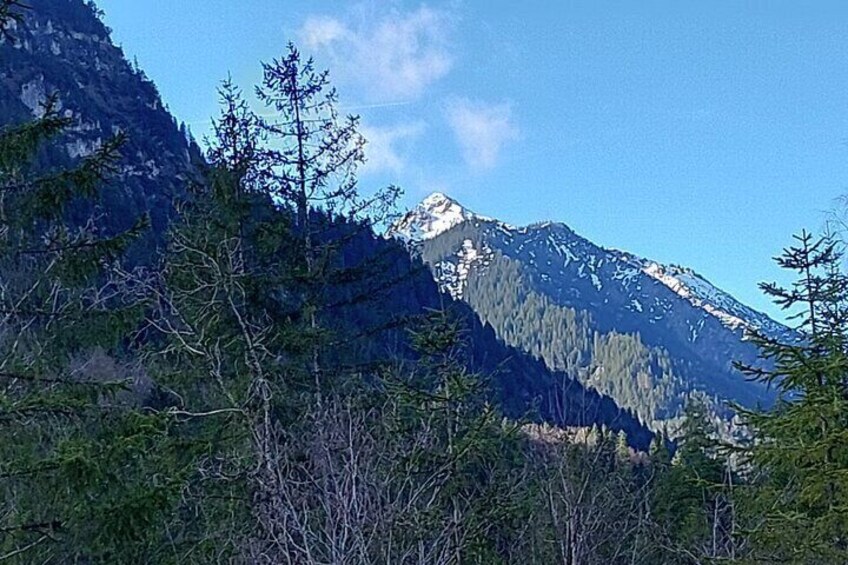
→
(7, 4, 845, 562)
(650, 400, 740, 562)
(376, 309, 528, 562)
(736, 231, 848, 563)
(130, 67, 407, 561)
(0, 84, 174, 562)
(127, 81, 305, 560)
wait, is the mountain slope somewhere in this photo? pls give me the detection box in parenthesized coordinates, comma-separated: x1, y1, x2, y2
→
(0, 0, 203, 240)
(0, 1, 653, 448)
(394, 193, 786, 432)
(329, 223, 654, 447)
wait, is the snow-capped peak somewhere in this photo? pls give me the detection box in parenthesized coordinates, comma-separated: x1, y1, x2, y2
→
(390, 192, 490, 241)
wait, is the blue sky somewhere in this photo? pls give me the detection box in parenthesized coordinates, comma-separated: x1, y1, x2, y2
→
(96, 0, 848, 322)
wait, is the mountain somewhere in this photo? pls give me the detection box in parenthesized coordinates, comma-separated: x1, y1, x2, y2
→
(327, 222, 654, 448)
(0, 1, 654, 448)
(0, 0, 203, 242)
(392, 191, 494, 241)
(393, 192, 788, 433)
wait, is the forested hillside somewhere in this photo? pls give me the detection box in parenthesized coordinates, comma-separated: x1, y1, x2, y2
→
(0, 1, 846, 563)
(405, 194, 785, 434)
(0, 0, 203, 244)
(0, 0, 651, 445)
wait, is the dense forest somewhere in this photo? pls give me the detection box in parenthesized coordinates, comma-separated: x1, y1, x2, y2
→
(423, 233, 692, 427)
(1, 1, 847, 563)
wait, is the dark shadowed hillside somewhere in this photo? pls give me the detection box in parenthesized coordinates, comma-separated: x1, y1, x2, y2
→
(0, 0, 203, 239)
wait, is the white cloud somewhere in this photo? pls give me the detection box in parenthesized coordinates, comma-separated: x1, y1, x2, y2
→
(298, 6, 454, 101)
(300, 16, 349, 49)
(360, 121, 426, 175)
(445, 98, 519, 170)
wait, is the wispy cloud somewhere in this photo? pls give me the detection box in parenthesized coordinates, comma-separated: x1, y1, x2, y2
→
(360, 121, 426, 175)
(445, 98, 520, 170)
(340, 101, 414, 112)
(298, 5, 454, 101)
(299, 16, 349, 49)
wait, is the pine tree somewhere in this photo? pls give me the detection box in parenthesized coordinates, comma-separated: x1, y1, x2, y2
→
(0, 95, 174, 562)
(736, 231, 848, 562)
(255, 43, 401, 393)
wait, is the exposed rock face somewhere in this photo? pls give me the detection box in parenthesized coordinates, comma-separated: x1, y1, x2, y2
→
(0, 0, 203, 240)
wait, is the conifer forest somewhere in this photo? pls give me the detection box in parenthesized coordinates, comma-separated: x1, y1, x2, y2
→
(1, 1, 847, 563)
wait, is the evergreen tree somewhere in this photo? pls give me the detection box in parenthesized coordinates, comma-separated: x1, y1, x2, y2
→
(648, 428, 672, 469)
(649, 399, 742, 563)
(379, 309, 527, 562)
(255, 43, 401, 393)
(737, 231, 848, 563)
(134, 67, 407, 562)
(0, 96, 173, 562)
(616, 429, 631, 462)
(125, 78, 310, 561)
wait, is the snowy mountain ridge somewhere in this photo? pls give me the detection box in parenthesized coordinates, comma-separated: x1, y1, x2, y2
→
(630, 258, 788, 340)
(394, 192, 790, 342)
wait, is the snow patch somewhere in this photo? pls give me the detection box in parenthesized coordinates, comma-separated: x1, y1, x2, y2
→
(433, 238, 493, 299)
(390, 192, 489, 241)
(389, 192, 517, 242)
(638, 261, 788, 339)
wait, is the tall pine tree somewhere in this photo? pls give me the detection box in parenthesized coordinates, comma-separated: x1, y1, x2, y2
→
(256, 44, 401, 394)
(737, 231, 848, 563)
(0, 93, 175, 561)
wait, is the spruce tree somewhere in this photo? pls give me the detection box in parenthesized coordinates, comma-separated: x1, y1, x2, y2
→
(649, 399, 740, 562)
(736, 231, 848, 563)
(255, 43, 401, 393)
(0, 96, 173, 562)
(126, 78, 309, 561)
